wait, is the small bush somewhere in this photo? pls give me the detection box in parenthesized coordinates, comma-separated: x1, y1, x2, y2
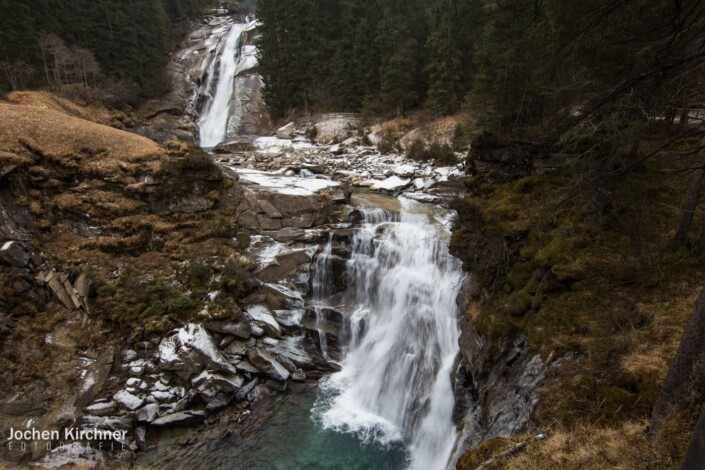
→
(306, 126, 318, 141)
(407, 139, 428, 160)
(377, 131, 397, 154)
(428, 143, 459, 165)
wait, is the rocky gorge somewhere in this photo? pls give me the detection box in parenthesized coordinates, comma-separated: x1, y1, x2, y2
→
(0, 10, 549, 470)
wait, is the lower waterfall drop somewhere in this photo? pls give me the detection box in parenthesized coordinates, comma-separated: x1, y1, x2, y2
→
(316, 200, 463, 470)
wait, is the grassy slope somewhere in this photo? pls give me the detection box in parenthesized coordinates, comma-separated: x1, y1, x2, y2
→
(453, 131, 705, 468)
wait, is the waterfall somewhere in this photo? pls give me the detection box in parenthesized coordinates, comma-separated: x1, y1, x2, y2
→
(198, 20, 250, 147)
(312, 234, 334, 360)
(316, 200, 463, 470)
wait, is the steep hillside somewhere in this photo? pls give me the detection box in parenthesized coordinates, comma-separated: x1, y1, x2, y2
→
(0, 96, 254, 463)
(451, 131, 705, 468)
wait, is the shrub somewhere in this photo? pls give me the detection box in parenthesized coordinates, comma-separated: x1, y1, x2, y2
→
(428, 142, 459, 165)
(407, 139, 428, 160)
(306, 126, 318, 141)
(377, 131, 397, 154)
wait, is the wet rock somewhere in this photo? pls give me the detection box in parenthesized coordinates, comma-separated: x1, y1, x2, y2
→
(234, 359, 260, 375)
(453, 324, 545, 456)
(236, 378, 258, 401)
(204, 320, 251, 339)
(205, 392, 234, 413)
(247, 348, 290, 382)
(75, 348, 115, 408)
(191, 370, 244, 393)
(267, 227, 311, 242)
(265, 379, 287, 392)
(0, 241, 29, 267)
(135, 403, 160, 423)
(247, 384, 270, 403)
(261, 283, 304, 310)
(152, 410, 206, 427)
(291, 371, 306, 382)
(246, 305, 282, 338)
(135, 426, 147, 451)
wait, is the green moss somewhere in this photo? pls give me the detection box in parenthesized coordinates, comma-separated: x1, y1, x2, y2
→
(505, 290, 533, 317)
(456, 436, 517, 470)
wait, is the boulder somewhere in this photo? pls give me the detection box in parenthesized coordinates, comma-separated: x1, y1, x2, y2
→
(205, 392, 234, 413)
(151, 410, 206, 427)
(234, 359, 260, 374)
(236, 378, 258, 401)
(203, 320, 251, 339)
(0, 241, 29, 267)
(261, 283, 304, 310)
(135, 403, 160, 423)
(246, 305, 282, 338)
(275, 122, 295, 139)
(257, 199, 284, 218)
(73, 273, 94, 298)
(113, 390, 144, 411)
(158, 323, 237, 377)
(75, 349, 115, 408)
(191, 370, 244, 393)
(247, 348, 290, 381)
(371, 176, 411, 192)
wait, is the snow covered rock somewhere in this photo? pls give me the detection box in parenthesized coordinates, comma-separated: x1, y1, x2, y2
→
(276, 122, 295, 139)
(247, 348, 290, 381)
(158, 323, 237, 377)
(246, 305, 282, 338)
(371, 176, 411, 192)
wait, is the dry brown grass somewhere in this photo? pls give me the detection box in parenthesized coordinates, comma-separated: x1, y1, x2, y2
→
(399, 113, 474, 149)
(5, 90, 112, 125)
(0, 102, 163, 177)
(498, 419, 689, 470)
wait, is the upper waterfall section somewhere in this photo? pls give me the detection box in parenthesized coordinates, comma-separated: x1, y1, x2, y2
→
(173, 15, 264, 147)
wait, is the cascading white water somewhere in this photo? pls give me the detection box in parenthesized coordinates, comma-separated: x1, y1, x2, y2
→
(316, 200, 463, 470)
(198, 21, 248, 147)
(312, 234, 334, 360)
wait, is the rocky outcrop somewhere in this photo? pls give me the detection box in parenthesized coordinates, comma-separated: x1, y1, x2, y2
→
(450, 300, 546, 464)
(135, 15, 269, 144)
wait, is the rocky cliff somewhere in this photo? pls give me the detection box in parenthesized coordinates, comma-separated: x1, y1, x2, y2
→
(0, 95, 340, 466)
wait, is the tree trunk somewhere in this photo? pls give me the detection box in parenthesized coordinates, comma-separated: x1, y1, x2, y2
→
(651, 286, 705, 434)
(680, 105, 691, 128)
(681, 405, 705, 470)
(672, 167, 705, 249)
